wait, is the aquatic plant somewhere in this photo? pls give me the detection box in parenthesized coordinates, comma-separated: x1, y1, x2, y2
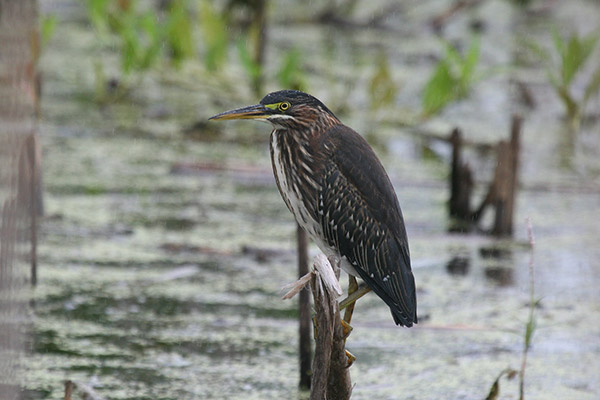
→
(422, 36, 481, 116)
(227, 0, 269, 95)
(82, 0, 199, 103)
(83, 0, 197, 74)
(85, 0, 111, 35)
(529, 29, 600, 132)
(368, 52, 397, 111)
(276, 48, 307, 91)
(165, 0, 196, 67)
(81, 0, 280, 99)
(485, 368, 517, 400)
(237, 38, 262, 92)
(199, 0, 229, 72)
(237, 43, 307, 98)
(518, 217, 538, 400)
(116, 8, 163, 74)
(40, 14, 57, 47)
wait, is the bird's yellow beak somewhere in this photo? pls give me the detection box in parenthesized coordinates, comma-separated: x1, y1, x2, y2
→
(209, 104, 271, 121)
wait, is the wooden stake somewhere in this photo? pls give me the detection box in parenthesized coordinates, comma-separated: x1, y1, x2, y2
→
(491, 115, 521, 236)
(470, 115, 522, 235)
(449, 128, 474, 226)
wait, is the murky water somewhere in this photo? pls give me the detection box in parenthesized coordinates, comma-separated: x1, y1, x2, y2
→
(26, 0, 600, 399)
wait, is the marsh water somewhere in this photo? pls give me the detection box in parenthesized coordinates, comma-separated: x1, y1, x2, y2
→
(26, 0, 600, 399)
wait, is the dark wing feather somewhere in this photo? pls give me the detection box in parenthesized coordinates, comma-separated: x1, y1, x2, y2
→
(316, 124, 417, 326)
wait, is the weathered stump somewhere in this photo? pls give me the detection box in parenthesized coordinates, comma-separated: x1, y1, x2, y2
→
(283, 254, 352, 400)
(448, 115, 522, 236)
(309, 255, 352, 400)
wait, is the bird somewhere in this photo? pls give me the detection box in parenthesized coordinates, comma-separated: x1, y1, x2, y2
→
(209, 90, 417, 327)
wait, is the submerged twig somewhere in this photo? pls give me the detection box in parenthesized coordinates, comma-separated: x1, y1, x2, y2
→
(281, 272, 312, 300)
(282, 254, 343, 300)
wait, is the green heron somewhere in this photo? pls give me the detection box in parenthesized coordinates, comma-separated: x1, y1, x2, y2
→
(210, 90, 417, 327)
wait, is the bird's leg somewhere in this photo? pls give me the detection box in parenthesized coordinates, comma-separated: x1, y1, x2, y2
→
(343, 275, 359, 327)
(339, 282, 372, 312)
(340, 275, 360, 367)
(339, 277, 372, 366)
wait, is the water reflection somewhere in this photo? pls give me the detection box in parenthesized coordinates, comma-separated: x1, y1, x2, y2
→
(484, 266, 514, 287)
(444, 245, 517, 286)
(479, 245, 514, 286)
(446, 255, 470, 276)
(479, 245, 512, 260)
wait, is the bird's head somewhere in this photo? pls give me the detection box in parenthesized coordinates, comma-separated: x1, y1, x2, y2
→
(209, 90, 340, 130)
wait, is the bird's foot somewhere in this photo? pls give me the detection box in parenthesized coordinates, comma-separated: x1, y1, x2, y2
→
(340, 318, 353, 339)
(313, 315, 353, 339)
(340, 318, 355, 367)
(345, 349, 356, 367)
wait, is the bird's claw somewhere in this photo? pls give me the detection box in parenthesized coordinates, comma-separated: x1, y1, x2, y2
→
(340, 319, 353, 339)
(345, 349, 356, 367)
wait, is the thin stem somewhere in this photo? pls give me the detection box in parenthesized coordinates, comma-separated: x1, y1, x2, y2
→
(520, 217, 536, 400)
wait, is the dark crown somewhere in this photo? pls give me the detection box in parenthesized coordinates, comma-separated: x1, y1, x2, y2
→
(260, 90, 337, 118)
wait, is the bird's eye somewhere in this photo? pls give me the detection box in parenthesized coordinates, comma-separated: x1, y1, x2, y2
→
(279, 102, 290, 111)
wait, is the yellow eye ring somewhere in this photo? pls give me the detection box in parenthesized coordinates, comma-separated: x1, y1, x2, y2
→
(279, 102, 290, 111)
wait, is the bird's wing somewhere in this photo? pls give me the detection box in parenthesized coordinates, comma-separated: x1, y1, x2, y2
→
(316, 124, 417, 326)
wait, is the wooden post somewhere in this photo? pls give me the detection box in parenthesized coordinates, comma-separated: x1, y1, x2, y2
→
(309, 255, 352, 400)
(18, 133, 42, 286)
(449, 128, 474, 227)
(491, 115, 521, 236)
(491, 140, 510, 235)
(506, 115, 521, 234)
(326, 310, 353, 400)
(282, 255, 352, 400)
(0, 0, 40, 397)
(467, 116, 522, 235)
(297, 225, 312, 390)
